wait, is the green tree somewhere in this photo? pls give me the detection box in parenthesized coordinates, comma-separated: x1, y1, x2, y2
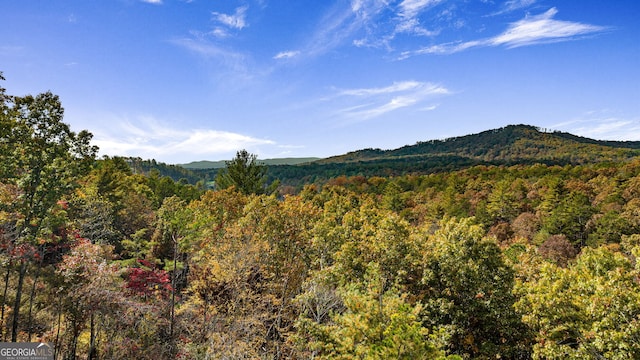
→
(0, 85, 97, 341)
(215, 149, 278, 195)
(151, 195, 192, 351)
(542, 191, 595, 246)
(81, 157, 156, 255)
(382, 181, 405, 212)
(420, 217, 531, 359)
(486, 179, 519, 222)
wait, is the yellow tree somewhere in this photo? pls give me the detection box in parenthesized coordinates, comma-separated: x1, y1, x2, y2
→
(515, 246, 640, 359)
(299, 264, 455, 360)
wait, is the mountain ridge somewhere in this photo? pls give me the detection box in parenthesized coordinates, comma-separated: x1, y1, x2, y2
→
(260, 124, 640, 187)
(316, 124, 640, 164)
(180, 157, 321, 169)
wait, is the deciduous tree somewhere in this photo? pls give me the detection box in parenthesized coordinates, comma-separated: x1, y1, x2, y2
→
(0, 83, 97, 341)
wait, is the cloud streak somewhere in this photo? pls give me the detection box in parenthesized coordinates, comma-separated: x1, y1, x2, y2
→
(551, 114, 640, 141)
(489, 0, 537, 16)
(273, 50, 300, 60)
(400, 7, 608, 57)
(335, 80, 449, 121)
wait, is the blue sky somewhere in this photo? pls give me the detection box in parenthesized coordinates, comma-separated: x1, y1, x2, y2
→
(1, 0, 639, 164)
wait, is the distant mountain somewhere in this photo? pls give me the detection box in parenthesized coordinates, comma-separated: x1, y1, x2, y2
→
(318, 124, 640, 164)
(266, 125, 640, 187)
(180, 157, 321, 169)
(179, 160, 228, 169)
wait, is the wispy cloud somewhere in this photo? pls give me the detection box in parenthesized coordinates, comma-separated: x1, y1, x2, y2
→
(208, 6, 249, 38)
(550, 113, 640, 141)
(334, 80, 450, 121)
(351, 0, 441, 49)
(398, 0, 442, 19)
(140, 0, 162, 4)
(400, 7, 608, 57)
(339, 80, 427, 96)
(212, 6, 248, 30)
(273, 50, 300, 60)
(490, 8, 607, 47)
(490, 0, 537, 16)
(305, 2, 371, 57)
(92, 115, 276, 163)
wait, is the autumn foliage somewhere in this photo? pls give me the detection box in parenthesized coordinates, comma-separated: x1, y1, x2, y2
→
(3, 79, 640, 359)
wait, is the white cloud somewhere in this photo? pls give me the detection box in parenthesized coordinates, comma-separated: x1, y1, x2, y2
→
(490, 8, 607, 47)
(420, 104, 439, 111)
(503, 0, 536, 12)
(212, 6, 249, 30)
(91, 115, 276, 163)
(140, 0, 162, 4)
(351, 0, 442, 49)
(347, 95, 420, 119)
(395, 17, 439, 37)
(550, 115, 640, 141)
(339, 80, 425, 96)
(399, 0, 442, 19)
(335, 81, 449, 121)
(401, 7, 608, 57)
(210, 28, 230, 38)
(351, 0, 389, 20)
(490, 0, 536, 16)
(273, 50, 301, 60)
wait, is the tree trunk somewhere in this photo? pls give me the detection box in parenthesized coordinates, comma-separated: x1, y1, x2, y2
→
(69, 324, 78, 360)
(169, 234, 178, 349)
(11, 260, 27, 342)
(54, 308, 61, 360)
(1, 259, 12, 341)
(27, 246, 44, 341)
(88, 313, 97, 360)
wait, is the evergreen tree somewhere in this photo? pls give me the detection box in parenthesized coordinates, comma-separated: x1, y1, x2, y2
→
(215, 149, 278, 195)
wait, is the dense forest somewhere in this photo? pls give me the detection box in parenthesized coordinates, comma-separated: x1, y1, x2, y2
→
(2, 77, 640, 359)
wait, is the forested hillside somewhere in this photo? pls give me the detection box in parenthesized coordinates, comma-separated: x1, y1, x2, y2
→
(320, 124, 640, 163)
(264, 124, 640, 188)
(3, 81, 640, 359)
